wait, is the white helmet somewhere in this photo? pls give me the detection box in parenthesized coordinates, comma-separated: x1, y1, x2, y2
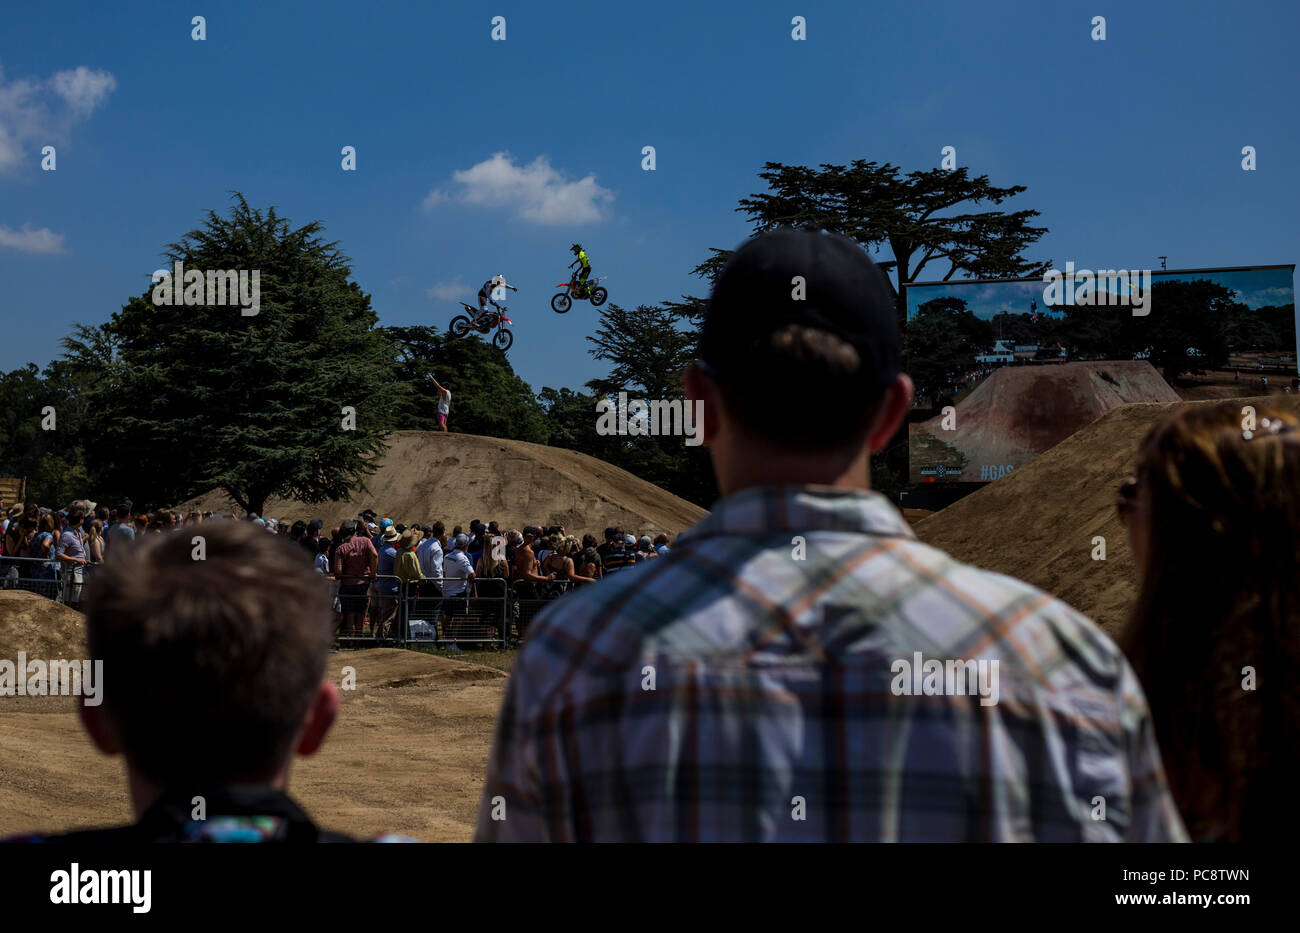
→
(492, 274, 506, 286)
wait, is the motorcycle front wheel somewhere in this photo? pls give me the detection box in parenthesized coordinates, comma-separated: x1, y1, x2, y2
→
(551, 292, 572, 313)
(493, 328, 514, 352)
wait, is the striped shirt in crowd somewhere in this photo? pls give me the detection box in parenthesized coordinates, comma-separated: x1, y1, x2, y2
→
(476, 485, 1187, 843)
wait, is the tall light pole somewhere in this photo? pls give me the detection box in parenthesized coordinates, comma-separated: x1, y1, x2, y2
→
(1157, 256, 1167, 270)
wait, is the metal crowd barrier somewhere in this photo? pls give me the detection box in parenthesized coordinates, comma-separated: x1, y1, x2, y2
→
(0, 554, 95, 605)
(404, 576, 510, 648)
(511, 578, 583, 642)
(2, 551, 591, 649)
(332, 573, 403, 646)
(327, 575, 512, 648)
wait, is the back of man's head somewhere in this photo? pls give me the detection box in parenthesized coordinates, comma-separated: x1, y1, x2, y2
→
(83, 520, 333, 786)
(697, 228, 901, 449)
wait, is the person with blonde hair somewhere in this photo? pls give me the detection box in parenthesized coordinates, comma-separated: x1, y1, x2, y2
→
(1119, 400, 1300, 843)
(86, 519, 105, 564)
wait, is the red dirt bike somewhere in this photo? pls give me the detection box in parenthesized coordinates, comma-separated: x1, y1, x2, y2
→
(550, 276, 608, 313)
(449, 303, 514, 351)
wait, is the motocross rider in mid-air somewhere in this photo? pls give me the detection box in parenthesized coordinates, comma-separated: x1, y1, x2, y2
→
(476, 274, 517, 326)
(568, 244, 592, 296)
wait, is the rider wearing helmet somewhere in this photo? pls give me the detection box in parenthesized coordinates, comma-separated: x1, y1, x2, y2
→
(477, 274, 517, 325)
(569, 244, 592, 294)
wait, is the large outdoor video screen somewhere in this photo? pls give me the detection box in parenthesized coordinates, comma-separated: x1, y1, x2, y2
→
(906, 264, 1298, 484)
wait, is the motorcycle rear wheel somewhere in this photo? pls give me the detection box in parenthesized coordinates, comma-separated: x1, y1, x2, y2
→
(450, 315, 472, 337)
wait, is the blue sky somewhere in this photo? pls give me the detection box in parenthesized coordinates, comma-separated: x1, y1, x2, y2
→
(3, 0, 1298, 393)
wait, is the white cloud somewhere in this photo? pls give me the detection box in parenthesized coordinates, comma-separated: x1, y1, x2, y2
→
(427, 277, 471, 301)
(50, 66, 117, 114)
(0, 62, 116, 173)
(424, 152, 614, 224)
(0, 223, 66, 254)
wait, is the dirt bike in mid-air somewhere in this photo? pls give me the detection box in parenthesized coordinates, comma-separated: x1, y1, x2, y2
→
(551, 276, 608, 313)
(449, 303, 514, 351)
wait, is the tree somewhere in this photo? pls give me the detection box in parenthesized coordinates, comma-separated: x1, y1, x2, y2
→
(582, 302, 717, 507)
(731, 161, 1050, 320)
(536, 386, 619, 460)
(74, 194, 402, 515)
(0, 363, 89, 506)
(907, 298, 991, 401)
(1139, 280, 1235, 382)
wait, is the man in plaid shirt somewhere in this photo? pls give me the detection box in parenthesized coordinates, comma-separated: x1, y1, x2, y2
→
(476, 229, 1187, 843)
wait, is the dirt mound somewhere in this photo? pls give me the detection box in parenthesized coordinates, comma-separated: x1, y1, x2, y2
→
(914, 394, 1300, 637)
(910, 360, 1181, 482)
(0, 590, 86, 659)
(0, 647, 506, 841)
(183, 430, 708, 535)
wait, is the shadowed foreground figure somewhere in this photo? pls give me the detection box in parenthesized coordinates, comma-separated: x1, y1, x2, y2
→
(476, 228, 1187, 843)
(6, 519, 410, 843)
(1119, 401, 1300, 844)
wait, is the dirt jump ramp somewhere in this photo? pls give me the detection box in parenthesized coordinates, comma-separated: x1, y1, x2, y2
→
(911, 360, 1181, 482)
(184, 430, 709, 535)
(913, 393, 1300, 636)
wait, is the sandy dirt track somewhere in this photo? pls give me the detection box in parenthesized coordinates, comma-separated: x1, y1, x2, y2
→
(0, 635, 505, 842)
(914, 393, 1300, 636)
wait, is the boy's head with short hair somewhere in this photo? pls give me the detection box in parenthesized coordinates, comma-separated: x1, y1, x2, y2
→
(79, 520, 340, 814)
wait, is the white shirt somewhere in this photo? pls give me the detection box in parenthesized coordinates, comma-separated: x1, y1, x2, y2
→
(438, 389, 451, 415)
(417, 537, 444, 579)
(442, 549, 474, 596)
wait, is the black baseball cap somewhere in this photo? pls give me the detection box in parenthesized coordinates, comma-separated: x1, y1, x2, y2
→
(698, 228, 900, 388)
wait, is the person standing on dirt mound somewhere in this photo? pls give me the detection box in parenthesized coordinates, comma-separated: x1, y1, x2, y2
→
(4, 520, 413, 842)
(425, 374, 451, 432)
(477, 227, 1187, 843)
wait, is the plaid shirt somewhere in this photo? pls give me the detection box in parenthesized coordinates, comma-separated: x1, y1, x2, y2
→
(476, 485, 1187, 843)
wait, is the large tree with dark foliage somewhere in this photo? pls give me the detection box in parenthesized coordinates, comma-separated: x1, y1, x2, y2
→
(693, 161, 1051, 318)
(0, 362, 92, 506)
(536, 302, 717, 508)
(907, 297, 994, 401)
(67, 195, 402, 515)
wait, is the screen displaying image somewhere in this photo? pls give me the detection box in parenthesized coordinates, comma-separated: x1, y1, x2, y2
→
(906, 265, 1298, 484)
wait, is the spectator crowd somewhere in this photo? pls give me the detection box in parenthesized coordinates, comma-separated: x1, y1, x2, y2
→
(0, 496, 671, 643)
